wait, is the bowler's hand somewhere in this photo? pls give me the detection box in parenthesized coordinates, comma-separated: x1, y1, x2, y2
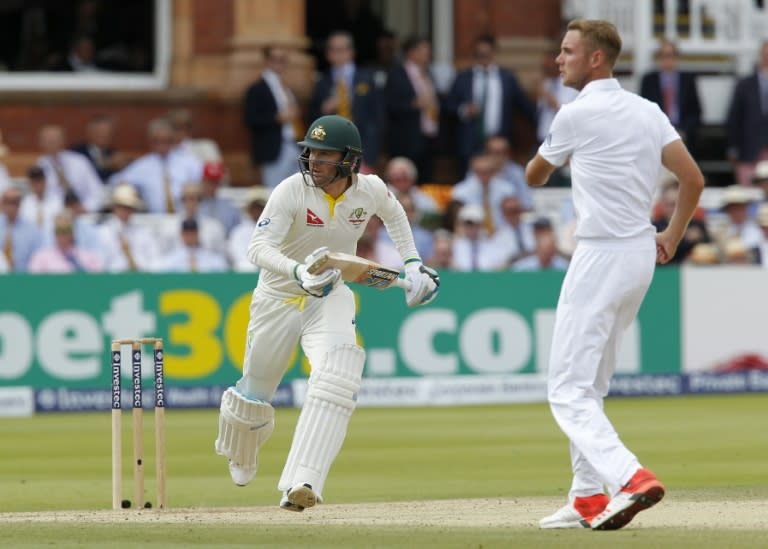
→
(655, 230, 679, 264)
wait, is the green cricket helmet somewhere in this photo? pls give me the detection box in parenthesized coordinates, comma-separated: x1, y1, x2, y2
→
(297, 115, 363, 187)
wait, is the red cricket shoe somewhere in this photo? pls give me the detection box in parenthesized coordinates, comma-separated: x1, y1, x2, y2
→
(539, 494, 610, 529)
(590, 468, 665, 531)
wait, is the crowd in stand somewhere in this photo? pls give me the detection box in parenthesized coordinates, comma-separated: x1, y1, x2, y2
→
(1, 32, 768, 274)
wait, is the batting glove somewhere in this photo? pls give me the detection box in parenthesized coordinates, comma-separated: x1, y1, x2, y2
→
(404, 261, 440, 307)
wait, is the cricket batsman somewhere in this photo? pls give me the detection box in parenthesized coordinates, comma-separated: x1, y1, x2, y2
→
(214, 115, 440, 511)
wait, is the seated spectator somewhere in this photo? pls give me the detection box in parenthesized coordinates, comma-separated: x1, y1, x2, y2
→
(452, 153, 519, 235)
(490, 194, 537, 266)
(752, 160, 768, 205)
(98, 184, 160, 272)
(19, 165, 61, 231)
(58, 191, 105, 253)
(167, 108, 223, 163)
(28, 211, 103, 273)
(0, 131, 12, 192)
(228, 188, 269, 272)
(428, 229, 455, 270)
(652, 180, 710, 264)
(751, 203, 768, 267)
(158, 218, 228, 273)
(511, 219, 570, 271)
(722, 238, 755, 265)
(70, 114, 127, 183)
(384, 156, 439, 216)
(376, 192, 434, 268)
(109, 118, 203, 213)
(686, 243, 721, 265)
(484, 135, 535, 210)
(452, 204, 507, 271)
(37, 124, 105, 212)
(714, 185, 763, 249)
(158, 183, 227, 256)
(198, 161, 241, 236)
(0, 186, 44, 272)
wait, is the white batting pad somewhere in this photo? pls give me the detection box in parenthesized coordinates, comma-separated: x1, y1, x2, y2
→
(215, 387, 275, 474)
(278, 344, 366, 499)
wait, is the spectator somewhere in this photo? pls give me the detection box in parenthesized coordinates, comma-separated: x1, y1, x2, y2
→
(484, 135, 535, 210)
(752, 160, 768, 204)
(377, 192, 433, 267)
(428, 229, 455, 270)
(452, 153, 519, 234)
(70, 114, 126, 183)
(159, 183, 227, 256)
(109, 118, 203, 213)
(715, 185, 763, 249)
(726, 40, 768, 186)
(19, 165, 61, 231)
(198, 161, 241, 236)
(686, 242, 720, 265)
(28, 210, 103, 273)
(309, 31, 382, 172)
(0, 131, 13, 192)
(367, 29, 399, 90)
(722, 237, 755, 265)
(243, 46, 302, 188)
(753, 203, 768, 267)
(490, 194, 537, 266)
(511, 219, 570, 271)
(228, 188, 269, 272)
(98, 184, 160, 272)
(385, 36, 439, 182)
(448, 34, 537, 175)
(452, 203, 506, 271)
(59, 190, 104, 253)
(49, 34, 101, 72)
(37, 124, 105, 212)
(384, 156, 439, 217)
(652, 180, 710, 263)
(158, 218, 228, 273)
(167, 108, 223, 164)
(640, 39, 702, 151)
(0, 186, 44, 272)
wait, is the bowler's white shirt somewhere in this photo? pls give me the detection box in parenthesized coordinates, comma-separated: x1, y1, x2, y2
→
(538, 78, 680, 240)
(248, 172, 419, 298)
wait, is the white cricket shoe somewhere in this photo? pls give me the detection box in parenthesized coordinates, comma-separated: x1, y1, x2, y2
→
(539, 494, 610, 529)
(228, 460, 256, 487)
(279, 482, 318, 512)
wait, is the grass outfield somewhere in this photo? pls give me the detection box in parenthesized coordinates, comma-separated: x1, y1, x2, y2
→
(0, 394, 766, 547)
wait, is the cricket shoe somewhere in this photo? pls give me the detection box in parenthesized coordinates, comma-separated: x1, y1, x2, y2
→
(228, 460, 256, 487)
(279, 482, 318, 512)
(539, 494, 609, 529)
(590, 468, 665, 530)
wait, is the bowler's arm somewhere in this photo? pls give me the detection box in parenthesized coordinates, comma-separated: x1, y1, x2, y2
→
(525, 153, 557, 187)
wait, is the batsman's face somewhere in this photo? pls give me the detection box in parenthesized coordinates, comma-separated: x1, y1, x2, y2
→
(307, 149, 344, 187)
(557, 30, 591, 90)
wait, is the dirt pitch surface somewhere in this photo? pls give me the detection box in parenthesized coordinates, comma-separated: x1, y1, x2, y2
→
(0, 496, 766, 529)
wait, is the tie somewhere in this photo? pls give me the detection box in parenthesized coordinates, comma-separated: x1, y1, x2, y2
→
(3, 230, 13, 270)
(482, 189, 495, 235)
(336, 79, 351, 119)
(189, 250, 198, 272)
(470, 239, 479, 271)
(663, 81, 677, 124)
(64, 250, 85, 272)
(163, 164, 175, 213)
(36, 203, 44, 227)
(513, 225, 525, 255)
(118, 232, 138, 271)
(52, 156, 73, 194)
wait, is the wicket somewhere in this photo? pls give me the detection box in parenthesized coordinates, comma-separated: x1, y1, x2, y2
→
(111, 338, 167, 510)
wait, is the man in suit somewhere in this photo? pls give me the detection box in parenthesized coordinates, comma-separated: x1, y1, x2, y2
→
(640, 39, 702, 153)
(309, 31, 382, 173)
(70, 114, 125, 183)
(243, 46, 302, 188)
(385, 36, 440, 183)
(726, 40, 768, 186)
(448, 34, 537, 176)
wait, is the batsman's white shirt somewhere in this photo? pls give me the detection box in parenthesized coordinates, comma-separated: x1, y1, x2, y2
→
(247, 172, 419, 297)
(537, 79, 681, 499)
(238, 172, 419, 402)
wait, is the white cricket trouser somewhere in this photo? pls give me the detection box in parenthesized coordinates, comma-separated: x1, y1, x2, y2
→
(547, 238, 656, 499)
(236, 284, 357, 401)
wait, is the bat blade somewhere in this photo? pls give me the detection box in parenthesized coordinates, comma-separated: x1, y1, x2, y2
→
(307, 252, 410, 290)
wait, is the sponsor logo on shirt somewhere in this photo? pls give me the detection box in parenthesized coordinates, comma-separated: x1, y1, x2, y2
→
(348, 207, 367, 226)
(257, 218, 271, 227)
(306, 209, 324, 226)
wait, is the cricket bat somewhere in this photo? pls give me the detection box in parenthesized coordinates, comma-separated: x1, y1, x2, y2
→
(306, 251, 411, 290)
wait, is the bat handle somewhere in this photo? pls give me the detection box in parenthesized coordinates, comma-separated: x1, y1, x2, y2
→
(394, 277, 412, 291)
